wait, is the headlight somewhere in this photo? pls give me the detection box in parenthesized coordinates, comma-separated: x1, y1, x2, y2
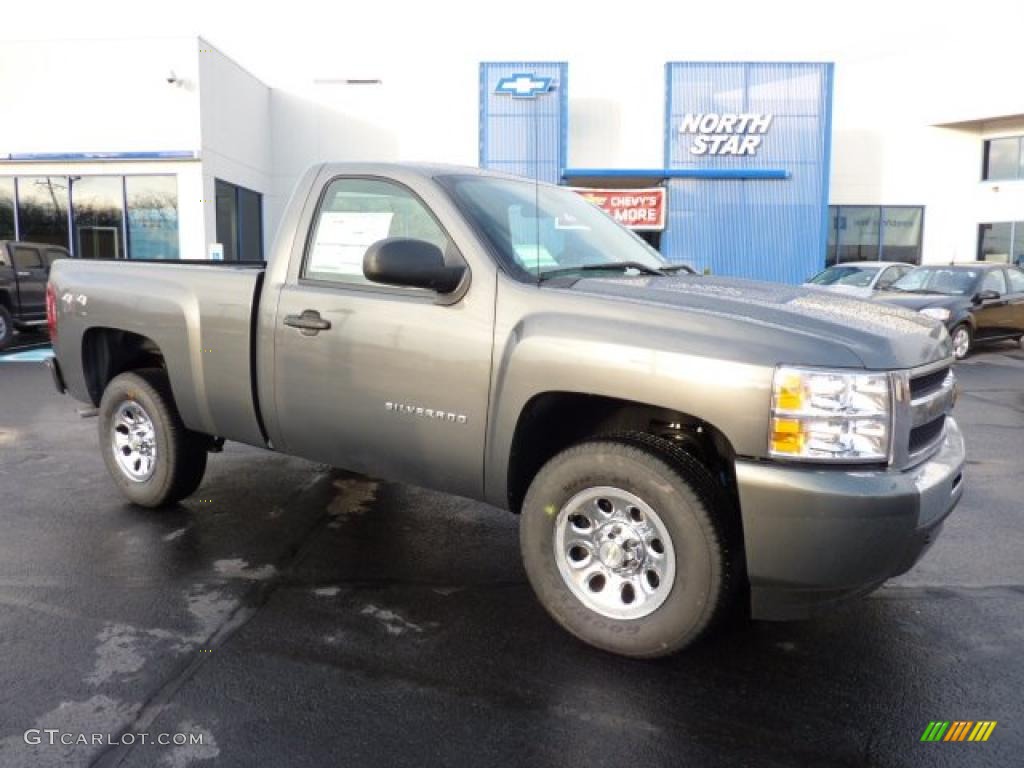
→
(770, 366, 891, 462)
(919, 307, 951, 321)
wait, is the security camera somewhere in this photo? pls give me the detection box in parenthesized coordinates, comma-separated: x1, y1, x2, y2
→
(166, 70, 179, 85)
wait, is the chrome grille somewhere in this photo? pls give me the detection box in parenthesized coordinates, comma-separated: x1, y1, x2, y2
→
(896, 363, 955, 466)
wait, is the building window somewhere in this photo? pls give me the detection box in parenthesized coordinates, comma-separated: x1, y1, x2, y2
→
(0, 177, 14, 240)
(126, 176, 179, 260)
(215, 179, 263, 261)
(827, 205, 923, 266)
(1, 175, 178, 259)
(982, 136, 1023, 181)
(16, 177, 70, 247)
(71, 176, 125, 259)
(978, 221, 1024, 266)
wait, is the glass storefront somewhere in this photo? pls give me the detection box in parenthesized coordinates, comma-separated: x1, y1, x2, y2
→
(0, 177, 15, 240)
(126, 176, 179, 260)
(72, 176, 125, 259)
(826, 205, 924, 265)
(215, 179, 263, 261)
(16, 176, 70, 247)
(0, 175, 179, 259)
(978, 221, 1024, 266)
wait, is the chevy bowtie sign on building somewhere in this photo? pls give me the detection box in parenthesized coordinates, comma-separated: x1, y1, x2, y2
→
(494, 73, 552, 98)
(679, 113, 774, 156)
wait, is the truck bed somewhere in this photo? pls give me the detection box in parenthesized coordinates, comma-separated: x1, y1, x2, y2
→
(49, 259, 267, 447)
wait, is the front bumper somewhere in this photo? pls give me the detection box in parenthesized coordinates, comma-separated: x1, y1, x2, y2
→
(736, 418, 965, 620)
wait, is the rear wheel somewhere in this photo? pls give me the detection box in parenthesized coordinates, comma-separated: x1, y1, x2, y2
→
(98, 369, 208, 508)
(520, 436, 738, 658)
(950, 324, 971, 360)
(0, 305, 13, 351)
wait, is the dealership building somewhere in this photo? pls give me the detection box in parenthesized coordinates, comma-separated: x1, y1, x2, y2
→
(1, 37, 1022, 282)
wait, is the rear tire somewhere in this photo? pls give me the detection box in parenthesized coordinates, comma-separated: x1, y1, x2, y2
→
(520, 436, 738, 658)
(0, 305, 14, 351)
(98, 369, 208, 508)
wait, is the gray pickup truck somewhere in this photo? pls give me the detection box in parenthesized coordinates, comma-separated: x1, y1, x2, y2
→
(47, 163, 965, 658)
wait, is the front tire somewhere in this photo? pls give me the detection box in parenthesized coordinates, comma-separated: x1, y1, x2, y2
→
(98, 369, 208, 508)
(520, 437, 738, 658)
(950, 324, 972, 360)
(0, 305, 14, 351)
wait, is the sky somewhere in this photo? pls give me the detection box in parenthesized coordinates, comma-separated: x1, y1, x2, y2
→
(2, 0, 1020, 92)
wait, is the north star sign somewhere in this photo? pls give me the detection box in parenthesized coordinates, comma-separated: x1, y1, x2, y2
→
(678, 112, 774, 156)
(494, 73, 552, 98)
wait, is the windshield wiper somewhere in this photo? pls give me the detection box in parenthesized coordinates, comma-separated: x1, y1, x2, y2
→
(539, 261, 666, 280)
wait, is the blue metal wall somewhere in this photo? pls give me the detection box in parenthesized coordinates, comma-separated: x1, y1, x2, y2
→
(479, 62, 568, 184)
(663, 62, 834, 283)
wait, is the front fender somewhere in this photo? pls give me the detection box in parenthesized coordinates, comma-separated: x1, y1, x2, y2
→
(483, 312, 775, 508)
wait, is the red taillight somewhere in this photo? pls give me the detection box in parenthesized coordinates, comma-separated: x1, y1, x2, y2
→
(46, 283, 58, 342)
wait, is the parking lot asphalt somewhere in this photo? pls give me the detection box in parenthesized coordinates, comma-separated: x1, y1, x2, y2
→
(0, 336, 1021, 767)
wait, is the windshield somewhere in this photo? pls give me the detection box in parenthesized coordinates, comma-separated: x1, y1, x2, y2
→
(440, 175, 667, 279)
(890, 268, 979, 295)
(808, 265, 877, 287)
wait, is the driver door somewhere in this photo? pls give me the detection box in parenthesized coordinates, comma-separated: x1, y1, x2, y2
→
(270, 175, 495, 500)
(1004, 267, 1024, 335)
(974, 269, 1009, 339)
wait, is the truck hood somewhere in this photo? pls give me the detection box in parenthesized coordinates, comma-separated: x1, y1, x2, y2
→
(568, 274, 951, 369)
(801, 283, 873, 299)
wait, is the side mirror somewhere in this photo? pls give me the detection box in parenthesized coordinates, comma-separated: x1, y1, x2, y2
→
(974, 289, 1000, 303)
(363, 238, 466, 294)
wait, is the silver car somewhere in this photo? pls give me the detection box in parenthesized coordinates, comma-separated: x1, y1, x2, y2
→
(804, 261, 913, 299)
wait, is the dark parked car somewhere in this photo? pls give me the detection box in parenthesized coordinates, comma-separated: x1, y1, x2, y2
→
(874, 263, 1024, 359)
(0, 241, 69, 350)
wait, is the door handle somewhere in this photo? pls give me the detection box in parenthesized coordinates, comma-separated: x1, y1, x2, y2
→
(16, 271, 31, 277)
(283, 309, 331, 336)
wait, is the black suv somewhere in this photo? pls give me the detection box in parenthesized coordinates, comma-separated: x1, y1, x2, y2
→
(874, 263, 1024, 359)
(0, 241, 69, 350)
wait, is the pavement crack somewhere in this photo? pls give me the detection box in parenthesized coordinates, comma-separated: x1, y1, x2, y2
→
(88, 469, 337, 768)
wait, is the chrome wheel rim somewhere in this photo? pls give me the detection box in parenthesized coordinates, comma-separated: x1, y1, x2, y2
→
(553, 486, 676, 620)
(0, 314, 7, 339)
(952, 328, 970, 359)
(111, 400, 157, 482)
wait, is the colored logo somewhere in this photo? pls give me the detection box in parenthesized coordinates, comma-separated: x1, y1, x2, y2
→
(920, 721, 997, 742)
(494, 73, 552, 98)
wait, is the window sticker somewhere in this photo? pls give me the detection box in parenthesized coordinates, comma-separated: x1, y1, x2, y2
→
(512, 243, 558, 271)
(308, 211, 394, 276)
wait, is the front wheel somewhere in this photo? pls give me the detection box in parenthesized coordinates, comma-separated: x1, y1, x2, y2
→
(98, 369, 208, 508)
(520, 437, 738, 658)
(950, 324, 972, 360)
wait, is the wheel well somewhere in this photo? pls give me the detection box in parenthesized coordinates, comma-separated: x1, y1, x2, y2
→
(82, 327, 166, 405)
(0, 291, 11, 311)
(507, 392, 739, 515)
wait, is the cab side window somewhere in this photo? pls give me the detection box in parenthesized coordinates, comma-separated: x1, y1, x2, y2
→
(304, 178, 453, 287)
(12, 246, 42, 270)
(981, 269, 1007, 294)
(876, 266, 906, 290)
(1006, 268, 1024, 293)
